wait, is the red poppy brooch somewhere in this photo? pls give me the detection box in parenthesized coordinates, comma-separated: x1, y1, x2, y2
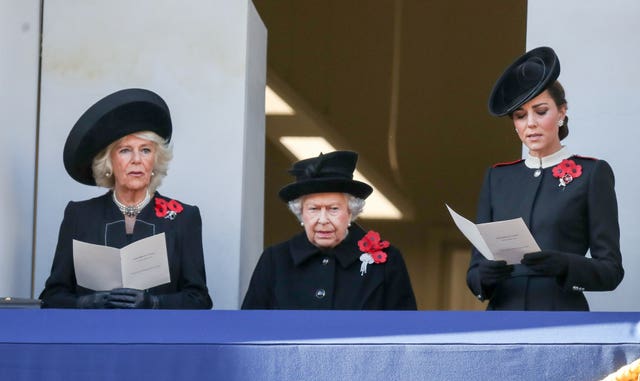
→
(552, 159, 583, 188)
(358, 230, 390, 276)
(155, 197, 184, 220)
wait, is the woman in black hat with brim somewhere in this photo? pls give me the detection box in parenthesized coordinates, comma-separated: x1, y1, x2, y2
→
(242, 151, 417, 310)
(466, 47, 624, 310)
(40, 88, 213, 309)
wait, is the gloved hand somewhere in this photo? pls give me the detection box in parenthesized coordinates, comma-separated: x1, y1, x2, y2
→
(76, 291, 110, 309)
(478, 260, 514, 289)
(106, 288, 159, 309)
(521, 251, 570, 277)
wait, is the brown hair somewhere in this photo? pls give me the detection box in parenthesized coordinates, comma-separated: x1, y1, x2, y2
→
(547, 81, 569, 140)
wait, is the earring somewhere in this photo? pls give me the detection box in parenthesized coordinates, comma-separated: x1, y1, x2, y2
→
(151, 171, 155, 176)
(557, 119, 564, 127)
(300, 222, 304, 226)
(348, 222, 351, 227)
(105, 172, 111, 177)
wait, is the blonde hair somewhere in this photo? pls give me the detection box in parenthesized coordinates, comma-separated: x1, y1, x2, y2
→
(91, 131, 172, 193)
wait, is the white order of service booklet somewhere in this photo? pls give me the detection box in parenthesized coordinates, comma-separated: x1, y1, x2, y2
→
(446, 204, 540, 264)
(73, 233, 171, 291)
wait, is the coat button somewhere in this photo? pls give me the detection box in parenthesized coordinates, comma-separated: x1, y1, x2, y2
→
(322, 258, 329, 265)
(315, 289, 326, 299)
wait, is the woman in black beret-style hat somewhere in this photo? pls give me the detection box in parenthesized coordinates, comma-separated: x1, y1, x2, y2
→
(242, 150, 417, 310)
(40, 88, 212, 310)
(466, 47, 624, 310)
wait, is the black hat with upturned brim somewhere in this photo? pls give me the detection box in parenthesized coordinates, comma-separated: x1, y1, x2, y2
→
(63, 88, 172, 186)
(278, 151, 373, 202)
(488, 46, 560, 116)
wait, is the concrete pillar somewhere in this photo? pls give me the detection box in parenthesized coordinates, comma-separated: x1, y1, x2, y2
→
(0, 0, 40, 298)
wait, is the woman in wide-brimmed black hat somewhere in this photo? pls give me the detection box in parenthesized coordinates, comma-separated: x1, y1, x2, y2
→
(466, 47, 624, 310)
(40, 88, 212, 309)
(242, 151, 416, 310)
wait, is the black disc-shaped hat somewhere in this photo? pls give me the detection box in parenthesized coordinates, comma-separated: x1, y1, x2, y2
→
(63, 88, 172, 186)
(488, 46, 560, 116)
(278, 151, 373, 202)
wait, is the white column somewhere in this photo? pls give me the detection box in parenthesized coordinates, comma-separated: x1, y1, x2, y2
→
(34, 0, 266, 309)
(239, 5, 267, 305)
(527, 1, 640, 310)
(0, 0, 40, 297)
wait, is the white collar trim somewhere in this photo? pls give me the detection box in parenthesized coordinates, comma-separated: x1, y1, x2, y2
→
(524, 146, 573, 169)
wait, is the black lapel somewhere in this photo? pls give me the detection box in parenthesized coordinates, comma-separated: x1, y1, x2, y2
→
(333, 224, 366, 269)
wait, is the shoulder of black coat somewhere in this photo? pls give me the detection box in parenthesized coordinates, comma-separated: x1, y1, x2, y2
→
(573, 154, 598, 161)
(492, 158, 524, 168)
(154, 191, 197, 210)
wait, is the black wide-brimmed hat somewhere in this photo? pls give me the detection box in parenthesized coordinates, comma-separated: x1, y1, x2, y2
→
(63, 88, 172, 185)
(488, 46, 560, 116)
(278, 151, 373, 202)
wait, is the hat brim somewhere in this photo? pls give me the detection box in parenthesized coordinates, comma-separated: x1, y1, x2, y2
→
(278, 178, 373, 202)
(488, 46, 560, 116)
(63, 88, 172, 186)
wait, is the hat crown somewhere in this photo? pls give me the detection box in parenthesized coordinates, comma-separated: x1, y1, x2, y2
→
(516, 57, 545, 85)
(278, 150, 373, 202)
(501, 56, 545, 104)
(289, 151, 357, 181)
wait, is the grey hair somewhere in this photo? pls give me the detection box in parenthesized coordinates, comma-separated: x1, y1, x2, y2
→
(91, 131, 173, 193)
(288, 193, 366, 222)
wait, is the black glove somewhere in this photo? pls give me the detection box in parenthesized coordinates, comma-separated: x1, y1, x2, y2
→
(478, 260, 514, 289)
(76, 291, 110, 309)
(106, 288, 159, 309)
(521, 251, 570, 277)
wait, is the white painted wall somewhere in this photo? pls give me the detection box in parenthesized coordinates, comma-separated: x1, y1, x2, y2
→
(0, 0, 39, 298)
(527, 1, 640, 310)
(32, 0, 266, 309)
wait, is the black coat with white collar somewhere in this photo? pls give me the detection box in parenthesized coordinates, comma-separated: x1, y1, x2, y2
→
(466, 155, 624, 310)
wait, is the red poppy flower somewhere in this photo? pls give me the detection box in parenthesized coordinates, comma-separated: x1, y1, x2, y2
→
(552, 159, 582, 187)
(371, 250, 388, 264)
(364, 230, 381, 244)
(552, 165, 566, 178)
(155, 197, 184, 219)
(358, 235, 375, 252)
(155, 198, 168, 217)
(566, 164, 582, 177)
(357, 230, 389, 265)
(167, 199, 184, 213)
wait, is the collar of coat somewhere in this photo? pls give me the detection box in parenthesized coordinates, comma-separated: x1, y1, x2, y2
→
(524, 145, 573, 169)
(289, 223, 368, 268)
(102, 190, 162, 247)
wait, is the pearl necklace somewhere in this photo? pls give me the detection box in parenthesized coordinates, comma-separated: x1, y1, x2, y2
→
(112, 190, 151, 217)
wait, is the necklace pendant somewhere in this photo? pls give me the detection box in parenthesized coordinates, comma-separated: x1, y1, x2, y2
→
(124, 206, 138, 217)
(533, 168, 542, 177)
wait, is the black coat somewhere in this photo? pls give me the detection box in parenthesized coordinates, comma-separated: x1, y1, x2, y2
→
(242, 224, 417, 310)
(40, 191, 213, 309)
(467, 155, 624, 310)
